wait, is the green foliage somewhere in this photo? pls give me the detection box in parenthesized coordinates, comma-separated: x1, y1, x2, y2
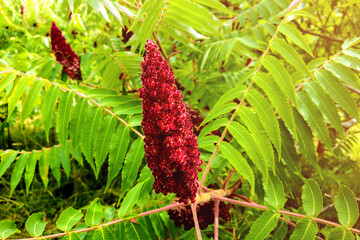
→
(1, 0, 360, 239)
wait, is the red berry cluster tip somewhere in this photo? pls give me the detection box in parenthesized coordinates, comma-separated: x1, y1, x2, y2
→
(139, 39, 203, 204)
(50, 21, 82, 80)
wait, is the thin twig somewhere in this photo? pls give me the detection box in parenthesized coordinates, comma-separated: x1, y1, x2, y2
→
(214, 200, 220, 240)
(191, 203, 202, 240)
(292, 20, 343, 43)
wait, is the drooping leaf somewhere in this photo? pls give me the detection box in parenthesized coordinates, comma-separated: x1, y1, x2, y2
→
(245, 211, 279, 240)
(10, 153, 29, 196)
(0, 221, 20, 239)
(303, 81, 344, 137)
(125, 221, 152, 240)
(81, 107, 103, 173)
(106, 126, 130, 192)
(200, 102, 237, 127)
(297, 92, 333, 153)
(21, 79, 44, 125)
(219, 141, 255, 191)
(85, 198, 104, 227)
(0, 151, 18, 178)
(279, 120, 301, 174)
(94, 115, 116, 178)
(271, 38, 312, 78)
(56, 91, 74, 146)
(254, 73, 296, 137)
(289, 217, 318, 240)
(198, 118, 228, 139)
(227, 122, 268, 181)
(261, 55, 297, 107)
(206, 85, 246, 112)
(70, 97, 89, 151)
(323, 62, 360, 90)
(333, 54, 360, 72)
(265, 171, 285, 208)
(49, 147, 61, 186)
(118, 181, 146, 217)
(102, 0, 123, 26)
(246, 89, 281, 159)
(278, 23, 314, 57)
(38, 149, 50, 189)
(0, 72, 17, 93)
(237, 106, 274, 172)
(121, 139, 145, 197)
(57, 144, 70, 178)
(315, 70, 359, 122)
(7, 75, 32, 119)
(328, 226, 355, 240)
(25, 212, 48, 237)
(148, 213, 166, 240)
(56, 207, 84, 232)
(25, 152, 38, 193)
(42, 85, 60, 142)
(114, 101, 142, 116)
(334, 185, 359, 227)
(302, 179, 323, 217)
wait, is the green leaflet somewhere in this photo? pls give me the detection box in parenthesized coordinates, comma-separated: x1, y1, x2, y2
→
(315, 70, 359, 122)
(246, 89, 281, 159)
(342, 37, 360, 50)
(261, 55, 298, 108)
(21, 79, 44, 126)
(114, 101, 142, 115)
(227, 122, 268, 181)
(278, 23, 314, 57)
(296, 92, 333, 153)
(49, 147, 61, 186)
(61, 232, 81, 240)
(10, 153, 28, 196)
(237, 107, 274, 172)
(245, 211, 279, 240)
(58, 144, 71, 178)
(201, 102, 237, 128)
(120, 139, 145, 198)
(303, 81, 344, 137)
(39, 148, 50, 189)
(265, 171, 285, 209)
(271, 38, 312, 78)
(118, 181, 146, 217)
(106, 126, 130, 192)
(100, 96, 133, 107)
(211, 85, 246, 112)
(0, 221, 20, 239)
(125, 221, 152, 240)
(25, 152, 38, 193)
(0, 151, 18, 178)
(137, 166, 155, 200)
(148, 213, 166, 240)
(81, 107, 103, 173)
(85, 198, 104, 227)
(328, 226, 355, 240)
(56, 91, 74, 146)
(94, 115, 116, 178)
(324, 62, 360, 90)
(334, 185, 359, 227)
(219, 141, 255, 192)
(254, 73, 296, 138)
(102, 0, 123, 26)
(42, 85, 60, 142)
(25, 212, 47, 237)
(93, 226, 115, 240)
(86, 88, 119, 99)
(334, 54, 360, 72)
(56, 207, 83, 232)
(194, 0, 235, 15)
(0, 72, 17, 93)
(293, 108, 321, 175)
(70, 97, 89, 151)
(302, 179, 323, 217)
(198, 118, 228, 139)
(8, 75, 32, 120)
(279, 120, 301, 174)
(289, 217, 318, 240)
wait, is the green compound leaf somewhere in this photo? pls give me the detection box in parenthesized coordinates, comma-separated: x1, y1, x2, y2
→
(302, 179, 323, 217)
(219, 141, 255, 192)
(335, 185, 359, 227)
(42, 85, 60, 142)
(56, 207, 83, 232)
(279, 23, 314, 57)
(289, 217, 318, 240)
(25, 212, 48, 237)
(0, 220, 20, 239)
(245, 211, 279, 240)
(328, 226, 355, 240)
(85, 198, 104, 227)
